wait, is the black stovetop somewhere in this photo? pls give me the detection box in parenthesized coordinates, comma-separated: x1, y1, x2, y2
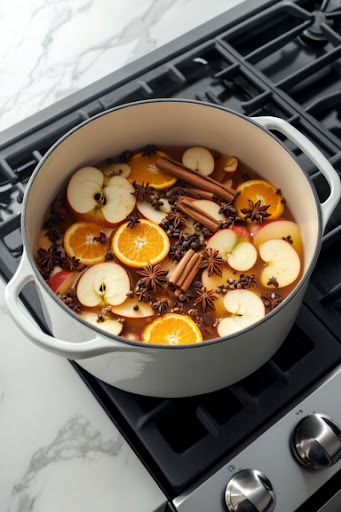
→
(1, 0, 341, 501)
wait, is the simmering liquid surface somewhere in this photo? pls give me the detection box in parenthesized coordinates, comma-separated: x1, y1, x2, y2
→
(36, 144, 303, 344)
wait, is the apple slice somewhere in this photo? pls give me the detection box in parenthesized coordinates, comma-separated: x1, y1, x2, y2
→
(160, 258, 178, 279)
(191, 200, 225, 222)
(222, 156, 238, 173)
(137, 199, 171, 224)
(76, 262, 130, 307)
(80, 311, 123, 336)
(207, 229, 257, 271)
(260, 239, 301, 288)
(67, 167, 136, 227)
(111, 298, 154, 319)
(182, 147, 215, 176)
(230, 225, 249, 240)
(228, 241, 257, 272)
(202, 265, 236, 316)
(217, 289, 265, 337)
(124, 332, 141, 342)
(253, 220, 303, 255)
(38, 230, 53, 250)
(48, 269, 77, 294)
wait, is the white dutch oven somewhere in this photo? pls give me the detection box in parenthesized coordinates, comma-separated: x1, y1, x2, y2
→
(4, 100, 341, 397)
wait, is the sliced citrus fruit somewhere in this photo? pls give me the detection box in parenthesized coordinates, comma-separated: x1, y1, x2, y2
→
(128, 151, 177, 189)
(112, 218, 170, 268)
(235, 180, 285, 221)
(142, 313, 203, 345)
(63, 222, 107, 265)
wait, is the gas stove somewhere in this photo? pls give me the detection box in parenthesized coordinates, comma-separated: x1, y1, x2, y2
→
(1, 0, 341, 511)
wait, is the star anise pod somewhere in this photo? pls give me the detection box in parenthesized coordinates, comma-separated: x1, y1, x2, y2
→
(46, 225, 64, 243)
(134, 286, 152, 303)
(164, 211, 187, 229)
(262, 292, 283, 311)
(127, 216, 140, 228)
(241, 200, 271, 224)
(152, 298, 169, 314)
(137, 263, 168, 291)
(267, 276, 279, 288)
(37, 246, 61, 275)
(142, 144, 158, 156)
(282, 235, 293, 244)
(58, 291, 81, 313)
(93, 231, 107, 244)
(193, 286, 217, 312)
(119, 150, 133, 163)
(61, 255, 84, 272)
(132, 182, 155, 202)
(200, 248, 224, 276)
(219, 201, 237, 217)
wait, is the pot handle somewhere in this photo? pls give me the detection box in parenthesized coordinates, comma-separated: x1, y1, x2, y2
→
(252, 116, 341, 231)
(4, 250, 123, 359)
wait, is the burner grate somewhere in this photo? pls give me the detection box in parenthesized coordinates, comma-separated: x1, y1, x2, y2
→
(0, 0, 341, 499)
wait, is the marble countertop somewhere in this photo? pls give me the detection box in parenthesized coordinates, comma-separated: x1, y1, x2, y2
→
(0, 1, 244, 511)
(0, 0, 243, 133)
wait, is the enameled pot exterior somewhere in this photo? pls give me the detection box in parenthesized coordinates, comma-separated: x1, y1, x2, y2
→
(5, 100, 340, 397)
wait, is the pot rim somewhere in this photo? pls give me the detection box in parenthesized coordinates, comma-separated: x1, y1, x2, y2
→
(22, 99, 323, 350)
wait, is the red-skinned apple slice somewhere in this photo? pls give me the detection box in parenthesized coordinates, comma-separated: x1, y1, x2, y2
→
(76, 262, 130, 307)
(111, 298, 154, 319)
(137, 199, 171, 224)
(260, 239, 301, 288)
(48, 269, 77, 294)
(160, 258, 178, 279)
(80, 311, 123, 336)
(191, 200, 225, 222)
(207, 229, 257, 271)
(182, 147, 215, 176)
(124, 332, 141, 342)
(67, 167, 135, 227)
(217, 289, 265, 337)
(253, 220, 303, 255)
(230, 225, 249, 240)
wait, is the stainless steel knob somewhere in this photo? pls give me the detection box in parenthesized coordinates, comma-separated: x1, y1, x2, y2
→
(291, 414, 341, 470)
(225, 469, 276, 512)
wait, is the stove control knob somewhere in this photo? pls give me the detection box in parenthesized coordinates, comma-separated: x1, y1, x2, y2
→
(225, 469, 276, 512)
(291, 414, 341, 469)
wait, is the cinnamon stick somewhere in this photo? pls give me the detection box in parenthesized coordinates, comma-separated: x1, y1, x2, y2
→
(176, 253, 200, 289)
(170, 249, 195, 284)
(184, 187, 215, 200)
(156, 157, 236, 202)
(171, 250, 203, 293)
(180, 253, 203, 291)
(177, 198, 221, 232)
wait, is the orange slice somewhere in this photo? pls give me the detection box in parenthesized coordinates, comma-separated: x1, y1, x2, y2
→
(112, 218, 170, 268)
(142, 314, 203, 345)
(128, 151, 177, 189)
(235, 180, 285, 221)
(63, 222, 107, 265)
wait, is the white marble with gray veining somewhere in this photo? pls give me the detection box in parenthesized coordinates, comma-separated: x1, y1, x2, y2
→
(0, 1, 245, 510)
(0, 279, 166, 512)
(0, 0, 243, 132)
